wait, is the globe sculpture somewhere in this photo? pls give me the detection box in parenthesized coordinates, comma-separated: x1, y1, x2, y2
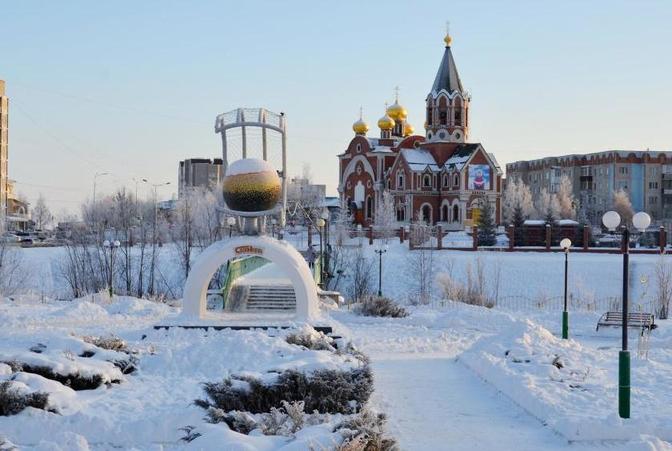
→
(222, 158, 281, 212)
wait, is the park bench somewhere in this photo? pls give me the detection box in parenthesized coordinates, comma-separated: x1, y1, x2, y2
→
(596, 311, 657, 335)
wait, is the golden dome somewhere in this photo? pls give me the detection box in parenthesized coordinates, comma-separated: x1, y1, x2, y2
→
(403, 123, 415, 136)
(444, 32, 452, 47)
(378, 112, 395, 130)
(387, 100, 407, 121)
(352, 118, 369, 135)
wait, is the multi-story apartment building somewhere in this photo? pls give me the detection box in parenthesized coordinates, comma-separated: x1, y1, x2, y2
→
(178, 158, 224, 198)
(506, 150, 672, 224)
(0, 80, 8, 220)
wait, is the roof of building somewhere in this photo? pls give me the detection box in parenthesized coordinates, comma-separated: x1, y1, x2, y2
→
(506, 149, 672, 168)
(400, 148, 441, 172)
(431, 45, 464, 95)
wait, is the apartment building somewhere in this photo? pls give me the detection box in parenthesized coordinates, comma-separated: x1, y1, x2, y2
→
(178, 158, 224, 197)
(506, 150, 672, 224)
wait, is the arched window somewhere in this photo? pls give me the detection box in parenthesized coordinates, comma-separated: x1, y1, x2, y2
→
(366, 196, 373, 219)
(454, 97, 463, 126)
(396, 206, 405, 222)
(443, 174, 449, 188)
(397, 172, 405, 190)
(438, 96, 448, 125)
(426, 99, 433, 125)
(442, 204, 449, 222)
(453, 204, 459, 222)
(453, 173, 460, 187)
(421, 205, 432, 224)
(423, 175, 432, 188)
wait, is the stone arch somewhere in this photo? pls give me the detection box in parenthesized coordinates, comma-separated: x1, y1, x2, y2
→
(420, 203, 433, 224)
(342, 155, 376, 182)
(181, 236, 319, 322)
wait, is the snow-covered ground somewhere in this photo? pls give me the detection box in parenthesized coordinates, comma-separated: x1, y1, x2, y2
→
(3, 237, 672, 450)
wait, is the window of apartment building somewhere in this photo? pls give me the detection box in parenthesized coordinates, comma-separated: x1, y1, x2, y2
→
(619, 166, 628, 175)
(580, 166, 591, 176)
(555, 168, 561, 177)
(650, 167, 659, 177)
(649, 181, 659, 189)
(617, 181, 628, 190)
(649, 196, 659, 204)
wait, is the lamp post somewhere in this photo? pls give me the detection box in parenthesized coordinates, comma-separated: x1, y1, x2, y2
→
(103, 239, 121, 298)
(316, 218, 326, 288)
(321, 208, 330, 285)
(227, 216, 236, 238)
(560, 238, 572, 339)
(374, 244, 388, 297)
(142, 179, 171, 295)
(602, 210, 651, 419)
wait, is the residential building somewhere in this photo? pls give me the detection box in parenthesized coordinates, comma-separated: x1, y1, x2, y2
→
(506, 150, 672, 224)
(338, 32, 503, 229)
(178, 158, 224, 197)
(5, 180, 30, 231)
(1, 80, 8, 220)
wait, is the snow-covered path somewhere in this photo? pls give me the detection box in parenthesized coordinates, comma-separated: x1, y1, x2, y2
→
(370, 355, 568, 450)
(334, 310, 672, 451)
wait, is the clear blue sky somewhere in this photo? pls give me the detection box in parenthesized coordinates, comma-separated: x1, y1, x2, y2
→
(2, 0, 671, 215)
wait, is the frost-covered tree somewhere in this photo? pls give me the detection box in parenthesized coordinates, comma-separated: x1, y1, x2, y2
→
(32, 194, 52, 230)
(0, 216, 29, 297)
(374, 191, 396, 242)
(503, 178, 535, 224)
(613, 189, 634, 226)
(556, 175, 576, 219)
(535, 188, 560, 223)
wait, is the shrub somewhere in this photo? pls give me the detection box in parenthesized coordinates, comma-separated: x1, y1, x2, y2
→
(3, 360, 113, 391)
(196, 366, 373, 415)
(82, 335, 127, 352)
(336, 409, 398, 451)
(285, 327, 336, 352)
(0, 381, 50, 416)
(355, 296, 407, 318)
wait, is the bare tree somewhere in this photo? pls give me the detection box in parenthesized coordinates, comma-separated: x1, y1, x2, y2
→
(0, 217, 29, 297)
(654, 255, 672, 319)
(343, 245, 372, 303)
(32, 194, 53, 230)
(409, 212, 434, 304)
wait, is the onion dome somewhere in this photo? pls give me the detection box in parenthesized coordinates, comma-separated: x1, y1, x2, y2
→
(352, 108, 369, 135)
(378, 111, 395, 130)
(387, 100, 407, 121)
(403, 123, 415, 137)
(444, 31, 453, 47)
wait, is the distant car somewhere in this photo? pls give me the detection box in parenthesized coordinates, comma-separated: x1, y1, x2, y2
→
(19, 238, 34, 247)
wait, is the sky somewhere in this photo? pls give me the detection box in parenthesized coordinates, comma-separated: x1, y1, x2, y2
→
(1, 0, 671, 216)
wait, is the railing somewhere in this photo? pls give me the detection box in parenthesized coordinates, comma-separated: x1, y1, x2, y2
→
(220, 256, 269, 306)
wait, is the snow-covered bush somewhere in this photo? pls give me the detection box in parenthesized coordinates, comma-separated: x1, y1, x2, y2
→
(0, 435, 19, 450)
(355, 295, 407, 318)
(436, 255, 499, 307)
(0, 381, 50, 416)
(82, 335, 127, 352)
(654, 255, 672, 319)
(285, 327, 336, 351)
(196, 366, 373, 415)
(336, 409, 397, 451)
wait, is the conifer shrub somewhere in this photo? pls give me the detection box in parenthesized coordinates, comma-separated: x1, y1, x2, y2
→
(285, 327, 336, 352)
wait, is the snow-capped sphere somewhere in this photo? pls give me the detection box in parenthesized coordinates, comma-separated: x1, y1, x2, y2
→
(222, 158, 281, 212)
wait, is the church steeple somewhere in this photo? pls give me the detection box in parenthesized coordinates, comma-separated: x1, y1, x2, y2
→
(425, 29, 470, 143)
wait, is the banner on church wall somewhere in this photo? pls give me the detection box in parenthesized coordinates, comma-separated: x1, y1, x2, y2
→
(468, 165, 490, 190)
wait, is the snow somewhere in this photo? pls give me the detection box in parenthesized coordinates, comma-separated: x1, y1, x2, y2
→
(4, 235, 672, 449)
(225, 158, 278, 176)
(400, 148, 440, 171)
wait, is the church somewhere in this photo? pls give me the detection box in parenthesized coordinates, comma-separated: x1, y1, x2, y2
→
(337, 31, 502, 230)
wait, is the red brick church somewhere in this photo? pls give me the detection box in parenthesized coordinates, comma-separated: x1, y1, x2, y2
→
(337, 31, 502, 230)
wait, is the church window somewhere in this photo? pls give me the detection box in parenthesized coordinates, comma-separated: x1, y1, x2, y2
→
(356, 144, 362, 153)
(454, 173, 460, 187)
(397, 172, 405, 189)
(396, 206, 405, 221)
(423, 175, 431, 188)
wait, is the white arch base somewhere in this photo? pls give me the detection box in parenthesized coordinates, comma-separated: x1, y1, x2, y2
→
(167, 235, 322, 328)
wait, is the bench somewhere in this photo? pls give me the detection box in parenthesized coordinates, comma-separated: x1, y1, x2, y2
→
(596, 311, 657, 335)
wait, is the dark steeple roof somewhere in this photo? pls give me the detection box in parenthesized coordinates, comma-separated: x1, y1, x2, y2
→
(431, 44, 464, 95)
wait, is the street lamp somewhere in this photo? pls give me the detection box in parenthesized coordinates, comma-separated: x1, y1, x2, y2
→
(316, 218, 326, 288)
(227, 216, 236, 238)
(560, 238, 572, 339)
(602, 209, 651, 419)
(103, 239, 121, 298)
(320, 208, 330, 285)
(374, 243, 388, 297)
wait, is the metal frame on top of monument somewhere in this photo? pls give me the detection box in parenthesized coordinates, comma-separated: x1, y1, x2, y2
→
(215, 108, 288, 227)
